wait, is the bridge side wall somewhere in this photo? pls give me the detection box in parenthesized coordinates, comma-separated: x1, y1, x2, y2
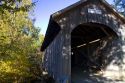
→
(43, 1, 125, 82)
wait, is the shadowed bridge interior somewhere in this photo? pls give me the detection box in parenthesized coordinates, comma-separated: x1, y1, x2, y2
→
(71, 23, 117, 82)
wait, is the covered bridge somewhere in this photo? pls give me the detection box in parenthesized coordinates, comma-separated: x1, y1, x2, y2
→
(41, 0, 125, 83)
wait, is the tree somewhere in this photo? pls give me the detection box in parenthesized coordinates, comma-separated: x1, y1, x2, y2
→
(0, 0, 43, 82)
(28, 34, 44, 81)
(0, 0, 35, 13)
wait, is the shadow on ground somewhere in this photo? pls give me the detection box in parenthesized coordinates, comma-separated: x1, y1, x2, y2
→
(71, 67, 124, 83)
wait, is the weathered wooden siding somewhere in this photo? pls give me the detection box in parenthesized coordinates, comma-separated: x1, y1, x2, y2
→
(43, 0, 125, 83)
(43, 30, 63, 80)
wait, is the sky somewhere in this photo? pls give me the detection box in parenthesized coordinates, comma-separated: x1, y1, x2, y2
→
(34, 0, 114, 35)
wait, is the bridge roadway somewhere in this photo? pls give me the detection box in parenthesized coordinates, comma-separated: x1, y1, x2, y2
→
(71, 67, 125, 83)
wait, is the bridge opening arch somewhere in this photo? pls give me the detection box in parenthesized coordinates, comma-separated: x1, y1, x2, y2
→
(71, 23, 118, 81)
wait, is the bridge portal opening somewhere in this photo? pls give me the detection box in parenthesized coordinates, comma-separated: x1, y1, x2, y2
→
(71, 23, 117, 76)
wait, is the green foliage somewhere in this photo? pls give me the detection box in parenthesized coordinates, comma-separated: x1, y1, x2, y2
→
(0, 0, 35, 13)
(0, 0, 44, 82)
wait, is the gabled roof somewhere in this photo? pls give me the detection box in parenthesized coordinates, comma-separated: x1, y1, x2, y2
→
(52, 0, 125, 22)
(52, 0, 87, 18)
(41, 0, 125, 51)
(41, 16, 61, 51)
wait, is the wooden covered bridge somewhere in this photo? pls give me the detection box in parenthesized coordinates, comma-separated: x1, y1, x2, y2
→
(41, 0, 125, 83)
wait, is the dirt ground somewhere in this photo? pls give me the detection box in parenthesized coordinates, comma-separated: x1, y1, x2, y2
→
(71, 67, 125, 83)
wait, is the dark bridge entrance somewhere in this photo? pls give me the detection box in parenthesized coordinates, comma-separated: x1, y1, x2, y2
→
(71, 23, 117, 82)
(41, 0, 125, 82)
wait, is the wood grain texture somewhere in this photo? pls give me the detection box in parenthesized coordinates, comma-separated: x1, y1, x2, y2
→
(42, 1, 125, 83)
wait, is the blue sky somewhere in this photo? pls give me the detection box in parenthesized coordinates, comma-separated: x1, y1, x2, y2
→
(34, 0, 113, 35)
